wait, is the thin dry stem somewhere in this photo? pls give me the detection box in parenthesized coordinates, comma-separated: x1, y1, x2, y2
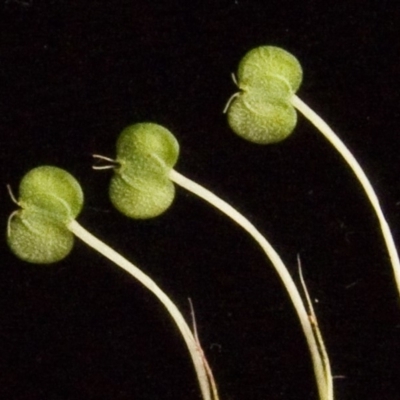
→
(298, 255, 333, 400)
(189, 298, 220, 400)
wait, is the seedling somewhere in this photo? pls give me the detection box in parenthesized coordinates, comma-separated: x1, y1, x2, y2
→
(224, 45, 400, 298)
(6, 165, 218, 400)
(93, 122, 333, 400)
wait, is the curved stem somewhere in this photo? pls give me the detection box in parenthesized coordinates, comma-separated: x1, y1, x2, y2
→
(291, 94, 400, 298)
(169, 169, 333, 400)
(67, 220, 216, 400)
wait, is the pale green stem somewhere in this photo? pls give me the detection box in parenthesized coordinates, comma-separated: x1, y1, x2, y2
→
(67, 220, 215, 400)
(169, 169, 333, 400)
(291, 94, 400, 299)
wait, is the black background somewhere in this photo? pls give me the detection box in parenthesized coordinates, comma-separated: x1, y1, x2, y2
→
(0, 1, 400, 399)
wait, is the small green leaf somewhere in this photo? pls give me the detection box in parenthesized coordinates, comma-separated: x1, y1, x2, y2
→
(7, 166, 84, 264)
(110, 170, 175, 219)
(8, 211, 74, 264)
(227, 46, 302, 144)
(109, 123, 180, 219)
(227, 91, 297, 144)
(237, 46, 303, 100)
(19, 165, 83, 222)
(116, 123, 179, 171)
